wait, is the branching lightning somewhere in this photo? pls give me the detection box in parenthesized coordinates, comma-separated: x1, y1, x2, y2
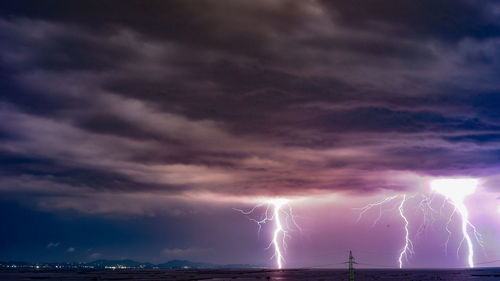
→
(416, 194, 437, 238)
(431, 178, 482, 268)
(355, 195, 399, 226)
(356, 194, 416, 268)
(356, 178, 483, 268)
(234, 179, 482, 269)
(234, 198, 299, 269)
(356, 194, 415, 267)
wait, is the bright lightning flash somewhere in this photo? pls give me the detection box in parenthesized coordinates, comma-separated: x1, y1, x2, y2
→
(356, 194, 415, 268)
(234, 198, 299, 269)
(398, 195, 414, 268)
(356, 178, 483, 268)
(431, 178, 478, 268)
(271, 198, 288, 269)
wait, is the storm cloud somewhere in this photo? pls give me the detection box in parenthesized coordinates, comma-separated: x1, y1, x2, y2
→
(2, 0, 500, 215)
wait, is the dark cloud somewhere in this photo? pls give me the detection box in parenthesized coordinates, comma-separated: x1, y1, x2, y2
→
(1, 0, 500, 214)
(320, 0, 500, 41)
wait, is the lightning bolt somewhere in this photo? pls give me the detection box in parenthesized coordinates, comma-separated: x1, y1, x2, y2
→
(356, 178, 484, 268)
(270, 199, 287, 269)
(356, 194, 415, 267)
(444, 205, 456, 255)
(234, 198, 298, 269)
(398, 195, 414, 268)
(415, 194, 437, 238)
(431, 178, 481, 268)
(355, 195, 399, 226)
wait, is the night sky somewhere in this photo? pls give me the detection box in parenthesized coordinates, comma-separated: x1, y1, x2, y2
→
(2, 0, 500, 268)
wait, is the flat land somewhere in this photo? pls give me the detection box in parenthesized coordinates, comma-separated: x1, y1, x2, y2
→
(2, 268, 500, 280)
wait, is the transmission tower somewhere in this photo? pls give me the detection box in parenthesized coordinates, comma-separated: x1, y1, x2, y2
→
(348, 250, 355, 281)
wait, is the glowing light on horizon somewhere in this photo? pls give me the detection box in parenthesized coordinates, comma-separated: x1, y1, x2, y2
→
(431, 178, 479, 268)
(234, 198, 299, 269)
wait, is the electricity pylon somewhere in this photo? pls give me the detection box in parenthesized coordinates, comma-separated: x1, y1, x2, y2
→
(348, 250, 355, 281)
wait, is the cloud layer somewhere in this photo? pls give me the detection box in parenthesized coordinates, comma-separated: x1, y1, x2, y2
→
(2, 0, 500, 214)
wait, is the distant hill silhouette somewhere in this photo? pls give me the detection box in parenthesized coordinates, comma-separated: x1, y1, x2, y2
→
(89, 259, 260, 269)
(87, 259, 153, 268)
(1, 259, 261, 269)
(156, 259, 215, 268)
